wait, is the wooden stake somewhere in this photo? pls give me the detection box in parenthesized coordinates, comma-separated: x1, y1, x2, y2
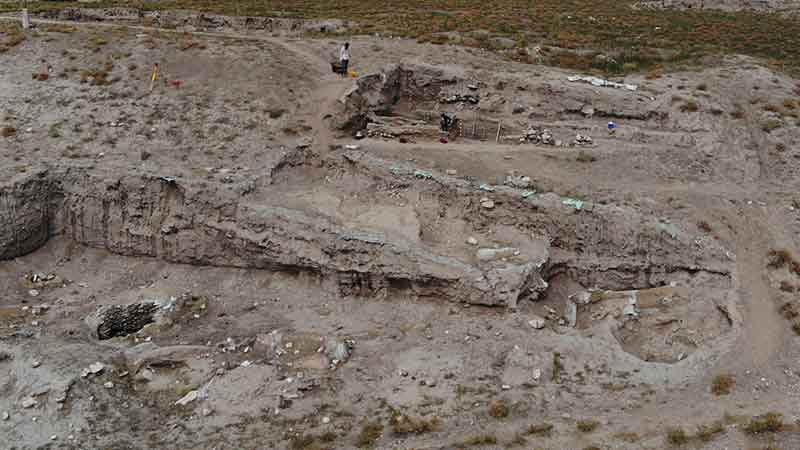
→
(495, 121, 502, 143)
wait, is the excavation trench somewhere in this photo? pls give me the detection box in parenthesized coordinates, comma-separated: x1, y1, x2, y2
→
(2, 154, 729, 293)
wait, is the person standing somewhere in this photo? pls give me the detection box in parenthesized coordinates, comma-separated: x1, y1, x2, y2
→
(339, 42, 350, 76)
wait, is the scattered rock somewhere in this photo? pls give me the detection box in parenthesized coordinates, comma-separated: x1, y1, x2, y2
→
(445, 169, 457, 176)
(90, 362, 105, 374)
(466, 237, 478, 246)
(31, 304, 50, 316)
(2, 411, 9, 421)
(528, 316, 546, 329)
(103, 381, 114, 389)
(565, 301, 578, 327)
(28, 289, 39, 297)
(505, 172, 533, 189)
(31, 360, 41, 368)
(21, 397, 37, 409)
(322, 416, 331, 424)
(521, 126, 554, 145)
(573, 134, 593, 146)
(295, 137, 313, 149)
(480, 199, 495, 209)
(201, 407, 213, 417)
(324, 337, 353, 368)
(440, 93, 479, 104)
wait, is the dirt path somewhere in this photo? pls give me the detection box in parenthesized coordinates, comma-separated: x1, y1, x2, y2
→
(723, 204, 789, 371)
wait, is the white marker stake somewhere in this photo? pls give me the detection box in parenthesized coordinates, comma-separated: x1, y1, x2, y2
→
(21, 9, 30, 30)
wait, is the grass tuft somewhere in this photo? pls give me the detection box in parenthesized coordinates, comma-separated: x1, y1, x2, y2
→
(356, 421, 383, 448)
(711, 374, 735, 396)
(577, 420, 599, 433)
(666, 426, 689, 445)
(743, 412, 783, 434)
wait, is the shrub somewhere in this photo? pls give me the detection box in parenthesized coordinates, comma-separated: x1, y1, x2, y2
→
(780, 302, 799, 319)
(666, 427, 689, 445)
(697, 83, 708, 91)
(356, 422, 383, 447)
(696, 421, 725, 441)
(766, 249, 800, 274)
(390, 414, 439, 435)
(763, 119, 783, 133)
(463, 434, 497, 446)
(792, 321, 800, 336)
(577, 151, 596, 163)
(488, 399, 510, 419)
(697, 221, 712, 232)
(743, 412, 783, 434)
(577, 420, 599, 433)
(614, 431, 640, 442)
(711, 374, 735, 395)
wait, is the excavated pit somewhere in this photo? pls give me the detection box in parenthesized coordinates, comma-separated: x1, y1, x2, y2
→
(86, 302, 160, 340)
(0, 154, 732, 321)
(334, 63, 668, 144)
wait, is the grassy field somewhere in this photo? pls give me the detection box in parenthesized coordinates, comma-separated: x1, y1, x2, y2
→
(3, 0, 800, 74)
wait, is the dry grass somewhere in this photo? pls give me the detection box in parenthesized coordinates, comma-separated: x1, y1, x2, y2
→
(767, 249, 800, 274)
(7, 0, 800, 74)
(780, 302, 799, 320)
(0, 21, 25, 53)
(743, 412, 784, 434)
(666, 427, 689, 445)
(577, 420, 599, 433)
(763, 119, 783, 133)
(389, 414, 440, 435)
(461, 434, 498, 446)
(356, 422, 383, 448)
(711, 374, 735, 396)
(697, 220, 712, 232)
(488, 399, 510, 419)
(696, 421, 725, 442)
(576, 150, 596, 163)
(614, 431, 640, 443)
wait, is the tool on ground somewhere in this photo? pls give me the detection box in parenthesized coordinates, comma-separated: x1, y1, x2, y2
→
(149, 63, 159, 93)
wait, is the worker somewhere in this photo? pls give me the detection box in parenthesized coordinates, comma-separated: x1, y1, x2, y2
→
(339, 42, 350, 76)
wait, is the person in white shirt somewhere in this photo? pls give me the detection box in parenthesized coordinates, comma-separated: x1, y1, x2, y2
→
(339, 42, 350, 76)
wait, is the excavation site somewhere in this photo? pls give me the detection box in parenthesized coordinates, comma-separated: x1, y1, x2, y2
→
(2, 3, 800, 450)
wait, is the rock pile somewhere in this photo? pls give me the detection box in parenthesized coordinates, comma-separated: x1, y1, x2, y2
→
(572, 134, 593, 146)
(521, 126, 554, 145)
(440, 93, 479, 104)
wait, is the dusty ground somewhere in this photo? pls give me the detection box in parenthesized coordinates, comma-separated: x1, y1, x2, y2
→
(2, 9, 800, 450)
